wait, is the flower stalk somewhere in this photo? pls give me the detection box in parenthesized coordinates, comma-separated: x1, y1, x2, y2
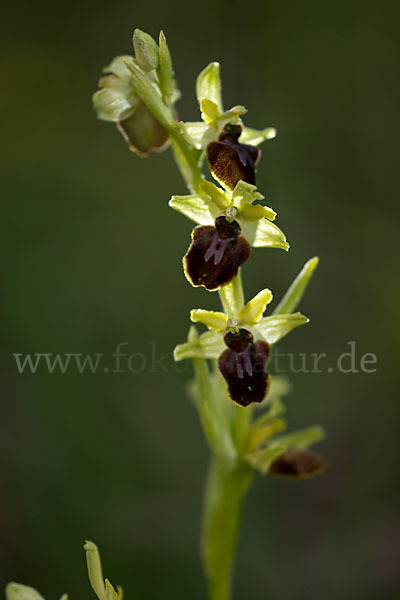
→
(90, 27, 326, 600)
(3, 27, 327, 600)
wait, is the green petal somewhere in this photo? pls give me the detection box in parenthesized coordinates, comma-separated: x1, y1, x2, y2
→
(232, 181, 264, 205)
(133, 29, 159, 71)
(240, 203, 276, 222)
(179, 121, 217, 149)
(240, 126, 277, 145)
(196, 62, 223, 112)
(273, 256, 319, 315)
(254, 313, 308, 344)
(174, 330, 224, 361)
(93, 86, 137, 122)
(237, 288, 273, 325)
(5, 584, 46, 600)
(103, 55, 134, 80)
(169, 193, 218, 225)
(190, 309, 228, 332)
(241, 218, 289, 250)
(200, 98, 220, 124)
(218, 105, 247, 125)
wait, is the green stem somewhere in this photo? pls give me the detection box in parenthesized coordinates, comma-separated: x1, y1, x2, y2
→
(201, 458, 253, 600)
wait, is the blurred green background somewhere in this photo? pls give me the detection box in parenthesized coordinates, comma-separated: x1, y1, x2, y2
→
(1, 0, 399, 598)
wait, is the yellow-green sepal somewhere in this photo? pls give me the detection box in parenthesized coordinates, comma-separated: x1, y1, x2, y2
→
(241, 218, 289, 250)
(168, 192, 218, 225)
(237, 288, 273, 325)
(179, 121, 217, 149)
(240, 126, 277, 145)
(174, 330, 225, 361)
(254, 313, 309, 344)
(196, 62, 223, 113)
(190, 309, 229, 331)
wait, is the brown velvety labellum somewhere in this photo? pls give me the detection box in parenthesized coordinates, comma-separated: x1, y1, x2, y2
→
(218, 328, 270, 407)
(184, 217, 251, 290)
(269, 449, 326, 479)
(206, 124, 261, 190)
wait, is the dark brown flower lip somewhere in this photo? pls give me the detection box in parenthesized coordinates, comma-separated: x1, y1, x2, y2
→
(206, 124, 261, 190)
(269, 448, 327, 479)
(218, 328, 270, 407)
(184, 217, 251, 291)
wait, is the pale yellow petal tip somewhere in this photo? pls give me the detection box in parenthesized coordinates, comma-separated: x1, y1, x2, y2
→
(267, 127, 277, 140)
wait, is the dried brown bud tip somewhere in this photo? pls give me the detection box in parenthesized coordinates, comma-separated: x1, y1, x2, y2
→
(269, 448, 327, 479)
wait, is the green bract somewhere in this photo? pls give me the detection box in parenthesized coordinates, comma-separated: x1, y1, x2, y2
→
(179, 61, 277, 150)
